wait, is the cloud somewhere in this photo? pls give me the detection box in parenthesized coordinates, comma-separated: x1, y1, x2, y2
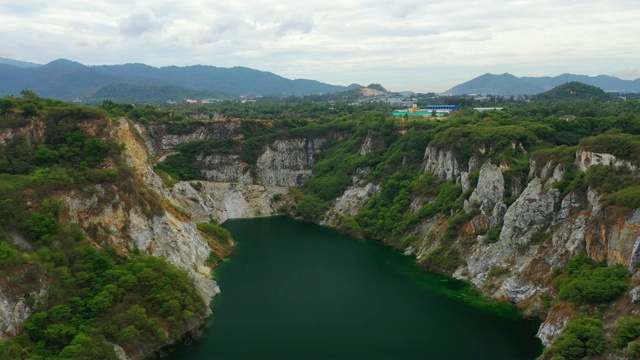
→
(118, 10, 162, 37)
(608, 67, 640, 80)
(275, 18, 314, 37)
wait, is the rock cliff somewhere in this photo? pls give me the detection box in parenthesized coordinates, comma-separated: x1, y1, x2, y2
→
(256, 139, 325, 187)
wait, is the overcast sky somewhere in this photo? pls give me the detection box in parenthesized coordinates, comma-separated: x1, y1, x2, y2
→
(1, 0, 639, 92)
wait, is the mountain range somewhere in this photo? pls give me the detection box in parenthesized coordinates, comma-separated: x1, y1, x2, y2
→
(0, 58, 360, 102)
(446, 73, 640, 95)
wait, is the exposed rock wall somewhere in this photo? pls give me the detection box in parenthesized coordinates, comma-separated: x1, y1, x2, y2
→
(423, 146, 461, 182)
(0, 119, 45, 146)
(0, 272, 48, 341)
(166, 181, 288, 224)
(464, 162, 507, 228)
(256, 138, 325, 187)
(143, 122, 240, 156)
(197, 154, 253, 184)
(575, 149, 638, 172)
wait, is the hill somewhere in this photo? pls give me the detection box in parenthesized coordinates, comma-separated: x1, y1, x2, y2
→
(85, 83, 234, 103)
(533, 81, 614, 102)
(447, 73, 640, 95)
(523, 73, 640, 92)
(0, 58, 360, 101)
(446, 73, 542, 95)
(0, 57, 41, 68)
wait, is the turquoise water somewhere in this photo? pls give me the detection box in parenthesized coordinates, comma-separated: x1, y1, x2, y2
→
(169, 216, 542, 359)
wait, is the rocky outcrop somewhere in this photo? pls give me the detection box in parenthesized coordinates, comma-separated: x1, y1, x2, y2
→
(256, 139, 325, 187)
(500, 178, 559, 247)
(536, 304, 573, 347)
(0, 118, 46, 146)
(359, 134, 385, 156)
(423, 146, 461, 182)
(0, 270, 48, 341)
(334, 182, 381, 217)
(197, 154, 253, 184)
(575, 149, 638, 172)
(143, 122, 240, 156)
(465, 162, 507, 228)
(166, 181, 288, 224)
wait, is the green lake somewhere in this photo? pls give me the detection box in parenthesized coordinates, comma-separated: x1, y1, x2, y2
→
(169, 216, 542, 359)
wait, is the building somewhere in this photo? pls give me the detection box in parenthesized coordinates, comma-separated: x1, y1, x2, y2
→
(426, 105, 459, 111)
(474, 107, 503, 112)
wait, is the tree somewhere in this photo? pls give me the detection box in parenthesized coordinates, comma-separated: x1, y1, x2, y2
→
(20, 89, 39, 99)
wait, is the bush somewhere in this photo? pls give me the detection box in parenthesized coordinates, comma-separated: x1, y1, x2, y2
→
(485, 228, 501, 243)
(613, 317, 640, 348)
(626, 340, 640, 358)
(421, 246, 463, 272)
(294, 195, 329, 220)
(155, 154, 201, 181)
(545, 317, 608, 359)
(555, 253, 630, 305)
(197, 222, 231, 243)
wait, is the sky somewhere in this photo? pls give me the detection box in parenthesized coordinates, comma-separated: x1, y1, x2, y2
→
(1, 0, 640, 92)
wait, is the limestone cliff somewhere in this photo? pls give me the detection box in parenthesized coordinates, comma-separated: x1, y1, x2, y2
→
(65, 119, 220, 311)
(143, 121, 240, 156)
(256, 139, 325, 187)
(415, 147, 640, 348)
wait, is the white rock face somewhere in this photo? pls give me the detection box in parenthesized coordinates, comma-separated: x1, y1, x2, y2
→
(575, 149, 637, 172)
(630, 286, 640, 303)
(256, 139, 325, 187)
(359, 134, 385, 156)
(198, 154, 253, 184)
(499, 277, 541, 303)
(537, 308, 571, 347)
(334, 183, 381, 217)
(144, 122, 239, 156)
(166, 181, 288, 224)
(500, 178, 558, 247)
(465, 162, 506, 227)
(423, 146, 461, 182)
(0, 274, 47, 341)
(0, 118, 46, 146)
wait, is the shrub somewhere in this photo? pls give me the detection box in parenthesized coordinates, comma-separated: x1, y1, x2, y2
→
(155, 154, 201, 181)
(197, 222, 231, 244)
(485, 228, 501, 243)
(555, 253, 630, 305)
(613, 317, 640, 348)
(421, 246, 463, 273)
(545, 317, 608, 359)
(294, 195, 329, 220)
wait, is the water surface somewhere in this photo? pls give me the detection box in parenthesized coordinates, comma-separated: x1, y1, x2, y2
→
(170, 216, 542, 359)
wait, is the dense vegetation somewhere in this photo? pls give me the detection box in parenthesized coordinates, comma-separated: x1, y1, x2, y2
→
(0, 92, 212, 359)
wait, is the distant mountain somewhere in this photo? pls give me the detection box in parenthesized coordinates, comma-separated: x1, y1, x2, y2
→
(533, 82, 614, 102)
(446, 73, 542, 95)
(447, 73, 640, 95)
(0, 60, 122, 100)
(86, 83, 233, 103)
(0, 57, 41, 68)
(0, 58, 361, 101)
(92, 64, 359, 96)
